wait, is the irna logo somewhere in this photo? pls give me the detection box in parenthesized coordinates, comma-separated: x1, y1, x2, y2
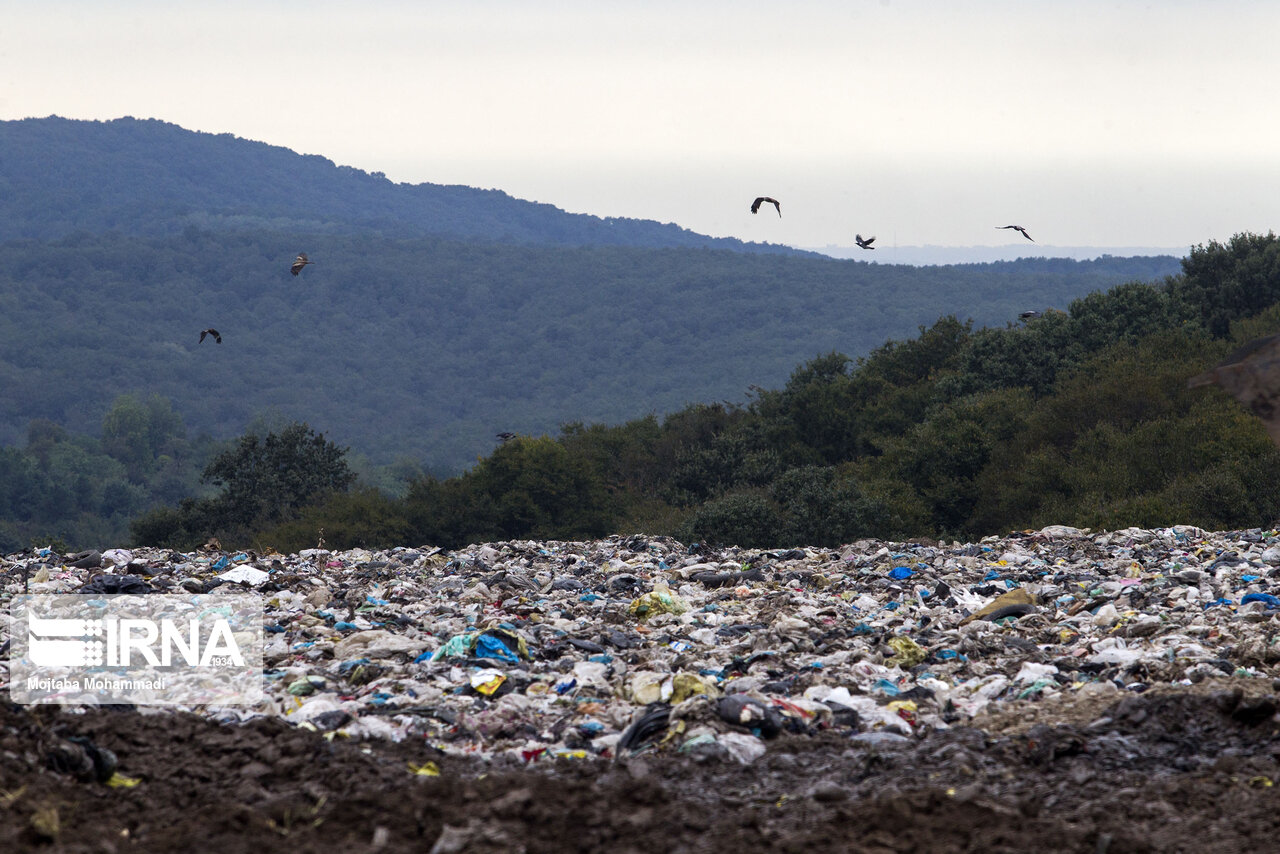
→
(9, 594, 264, 706)
(27, 614, 245, 668)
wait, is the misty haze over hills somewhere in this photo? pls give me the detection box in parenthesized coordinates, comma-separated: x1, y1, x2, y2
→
(814, 244, 1186, 266)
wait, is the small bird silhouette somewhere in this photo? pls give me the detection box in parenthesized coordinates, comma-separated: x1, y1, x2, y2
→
(751, 197, 781, 217)
(496, 432, 518, 443)
(998, 225, 1034, 242)
(291, 253, 312, 276)
(855, 234, 876, 250)
(199, 328, 222, 344)
(1019, 310, 1041, 320)
(1189, 333, 1280, 447)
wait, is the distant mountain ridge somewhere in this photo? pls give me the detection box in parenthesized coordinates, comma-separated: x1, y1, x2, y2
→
(0, 116, 805, 254)
(813, 244, 1185, 266)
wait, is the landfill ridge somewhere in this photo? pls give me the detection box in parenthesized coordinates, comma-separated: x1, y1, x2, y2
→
(5, 525, 1280, 852)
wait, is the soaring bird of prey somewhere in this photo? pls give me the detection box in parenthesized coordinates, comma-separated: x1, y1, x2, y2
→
(1189, 333, 1280, 447)
(1019, 310, 1041, 320)
(199, 328, 222, 344)
(496, 432, 518, 443)
(751, 197, 781, 217)
(855, 234, 876, 250)
(997, 225, 1034, 242)
(291, 253, 312, 276)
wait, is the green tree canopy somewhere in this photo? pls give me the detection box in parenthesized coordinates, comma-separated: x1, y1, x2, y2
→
(202, 422, 355, 529)
(101, 393, 186, 482)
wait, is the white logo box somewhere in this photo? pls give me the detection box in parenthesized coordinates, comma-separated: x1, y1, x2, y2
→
(8, 594, 264, 705)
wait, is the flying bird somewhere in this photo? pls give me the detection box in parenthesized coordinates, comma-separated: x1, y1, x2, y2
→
(1189, 333, 1280, 447)
(291, 253, 312, 276)
(199, 328, 222, 344)
(855, 234, 876, 250)
(751, 197, 781, 217)
(1019, 310, 1041, 320)
(997, 225, 1034, 242)
(496, 432, 518, 443)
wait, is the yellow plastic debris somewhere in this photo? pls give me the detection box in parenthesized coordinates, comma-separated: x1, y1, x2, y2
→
(887, 699, 918, 715)
(628, 582, 691, 621)
(552, 749, 589, 760)
(669, 672, 722, 704)
(886, 636, 927, 668)
(959, 588, 1038, 626)
(408, 761, 440, 777)
(470, 670, 506, 696)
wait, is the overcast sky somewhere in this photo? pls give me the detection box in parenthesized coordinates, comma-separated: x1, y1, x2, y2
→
(5, 0, 1279, 251)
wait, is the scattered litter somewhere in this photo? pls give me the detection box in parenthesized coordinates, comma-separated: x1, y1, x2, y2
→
(6, 525, 1280, 763)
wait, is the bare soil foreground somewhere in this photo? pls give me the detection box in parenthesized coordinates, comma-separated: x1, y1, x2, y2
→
(4, 682, 1280, 853)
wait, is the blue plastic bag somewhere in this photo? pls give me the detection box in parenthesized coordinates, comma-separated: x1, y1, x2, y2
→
(474, 633, 521, 663)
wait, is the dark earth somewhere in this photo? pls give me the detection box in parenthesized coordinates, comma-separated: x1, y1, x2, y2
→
(4, 680, 1280, 853)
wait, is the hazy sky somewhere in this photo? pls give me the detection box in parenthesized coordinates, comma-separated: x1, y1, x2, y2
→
(5, 1, 1279, 250)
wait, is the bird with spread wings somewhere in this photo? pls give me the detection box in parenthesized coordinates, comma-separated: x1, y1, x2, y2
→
(751, 197, 781, 217)
(997, 225, 1034, 242)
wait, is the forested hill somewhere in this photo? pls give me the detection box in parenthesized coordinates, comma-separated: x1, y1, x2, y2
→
(0, 116, 801, 253)
(127, 232, 1280, 555)
(0, 115, 1179, 476)
(0, 225, 1179, 472)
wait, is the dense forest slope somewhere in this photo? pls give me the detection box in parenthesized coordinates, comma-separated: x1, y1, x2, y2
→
(112, 232, 1280, 554)
(6, 234, 1273, 554)
(0, 116, 801, 252)
(0, 116, 1176, 471)
(0, 114, 1225, 552)
(0, 230, 1178, 469)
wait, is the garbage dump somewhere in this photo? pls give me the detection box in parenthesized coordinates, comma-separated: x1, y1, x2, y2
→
(9, 526, 1280, 852)
(6, 524, 1280, 765)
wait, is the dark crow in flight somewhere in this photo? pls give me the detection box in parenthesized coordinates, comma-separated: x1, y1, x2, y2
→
(199, 328, 222, 344)
(997, 225, 1034, 242)
(751, 197, 781, 217)
(855, 234, 876, 250)
(496, 432, 518, 443)
(291, 253, 312, 276)
(1189, 333, 1280, 447)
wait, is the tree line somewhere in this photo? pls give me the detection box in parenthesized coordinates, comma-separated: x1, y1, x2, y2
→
(6, 232, 1277, 554)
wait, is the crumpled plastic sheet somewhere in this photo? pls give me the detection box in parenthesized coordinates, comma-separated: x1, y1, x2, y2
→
(4, 523, 1280, 763)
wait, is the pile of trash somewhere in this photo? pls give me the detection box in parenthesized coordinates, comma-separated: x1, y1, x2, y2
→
(5, 524, 1280, 765)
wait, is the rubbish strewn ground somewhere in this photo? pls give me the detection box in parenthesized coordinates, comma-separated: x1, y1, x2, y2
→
(6, 526, 1280, 851)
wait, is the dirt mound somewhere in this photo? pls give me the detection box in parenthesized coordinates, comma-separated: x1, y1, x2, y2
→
(4, 685, 1280, 853)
